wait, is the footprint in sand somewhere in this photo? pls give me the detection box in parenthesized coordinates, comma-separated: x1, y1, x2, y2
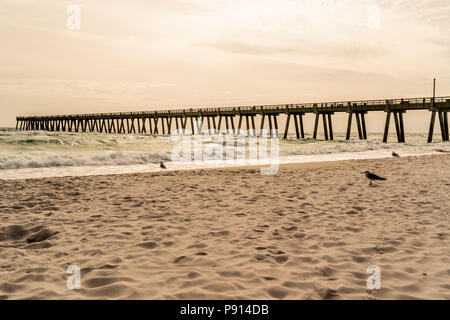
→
(208, 231, 230, 237)
(0, 225, 29, 241)
(137, 241, 158, 249)
(187, 272, 201, 279)
(0, 225, 58, 244)
(316, 286, 339, 300)
(263, 277, 277, 281)
(266, 286, 290, 299)
(24, 241, 54, 249)
(269, 249, 285, 255)
(173, 256, 193, 264)
(83, 277, 131, 289)
(271, 255, 289, 264)
(255, 254, 266, 261)
(293, 232, 306, 239)
(252, 229, 265, 233)
(187, 243, 208, 249)
(344, 226, 361, 233)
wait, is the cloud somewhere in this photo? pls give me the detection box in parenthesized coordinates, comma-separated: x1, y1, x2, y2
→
(203, 40, 387, 61)
(0, 80, 176, 98)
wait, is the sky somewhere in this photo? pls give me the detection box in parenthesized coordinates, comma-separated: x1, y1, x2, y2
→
(1, 0, 450, 127)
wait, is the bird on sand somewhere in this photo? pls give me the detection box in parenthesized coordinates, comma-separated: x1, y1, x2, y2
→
(160, 161, 167, 169)
(392, 151, 400, 158)
(363, 171, 387, 186)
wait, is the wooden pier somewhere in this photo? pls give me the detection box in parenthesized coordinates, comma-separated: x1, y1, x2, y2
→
(16, 96, 450, 143)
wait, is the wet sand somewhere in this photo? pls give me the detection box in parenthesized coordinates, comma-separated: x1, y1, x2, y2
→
(0, 154, 449, 299)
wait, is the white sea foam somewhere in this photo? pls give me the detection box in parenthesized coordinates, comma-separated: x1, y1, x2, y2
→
(0, 129, 448, 180)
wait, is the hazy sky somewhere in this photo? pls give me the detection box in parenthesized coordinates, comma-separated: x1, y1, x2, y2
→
(1, 0, 450, 127)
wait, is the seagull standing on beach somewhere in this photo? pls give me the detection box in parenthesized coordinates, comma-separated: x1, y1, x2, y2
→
(392, 152, 400, 158)
(160, 161, 167, 169)
(363, 171, 387, 186)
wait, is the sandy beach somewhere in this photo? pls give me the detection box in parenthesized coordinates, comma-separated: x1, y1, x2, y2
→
(0, 154, 449, 300)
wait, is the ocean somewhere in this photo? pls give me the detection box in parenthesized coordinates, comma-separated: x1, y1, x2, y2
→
(0, 128, 448, 180)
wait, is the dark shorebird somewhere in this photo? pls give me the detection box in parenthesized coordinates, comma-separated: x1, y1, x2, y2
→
(392, 151, 400, 158)
(160, 161, 167, 169)
(364, 171, 387, 185)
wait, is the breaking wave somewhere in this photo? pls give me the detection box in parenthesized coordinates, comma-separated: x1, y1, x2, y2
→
(0, 129, 448, 178)
(0, 151, 171, 170)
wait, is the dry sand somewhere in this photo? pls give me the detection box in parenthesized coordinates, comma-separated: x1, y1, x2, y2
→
(0, 154, 449, 300)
